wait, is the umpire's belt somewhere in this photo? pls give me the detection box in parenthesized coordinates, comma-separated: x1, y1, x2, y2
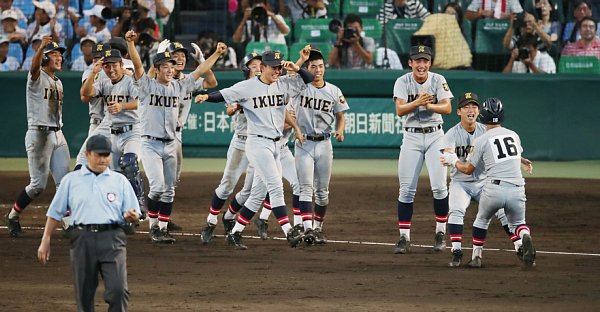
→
(75, 224, 121, 232)
(404, 124, 442, 133)
(306, 134, 330, 141)
(31, 126, 60, 132)
(490, 179, 523, 187)
(111, 124, 133, 135)
(90, 118, 102, 125)
(257, 135, 281, 142)
(142, 135, 174, 143)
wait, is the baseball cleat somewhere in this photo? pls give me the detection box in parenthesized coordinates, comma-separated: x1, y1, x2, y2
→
(293, 223, 304, 235)
(160, 228, 176, 244)
(467, 256, 482, 268)
(255, 218, 269, 240)
(303, 228, 316, 246)
(200, 223, 216, 244)
(149, 224, 163, 243)
(394, 235, 410, 254)
(286, 227, 304, 248)
(226, 231, 247, 250)
(5, 213, 23, 238)
(313, 228, 327, 244)
(222, 218, 235, 234)
(167, 220, 183, 232)
(516, 246, 524, 262)
(433, 231, 446, 251)
(521, 234, 536, 268)
(449, 249, 463, 267)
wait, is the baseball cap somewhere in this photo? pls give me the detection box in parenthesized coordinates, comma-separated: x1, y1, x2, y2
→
(43, 41, 66, 55)
(92, 43, 111, 58)
(168, 41, 188, 55)
(261, 50, 284, 67)
(0, 36, 8, 45)
(457, 92, 480, 108)
(409, 45, 433, 61)
(86, 134, 112, 154)
(83, 5, 106, 21)
(307, 46, 324, 62)
(102, 49, 122, 63)
(32, 1, 56, 19)
(242, 52, 262, 67)
(1, 9, 18, 21)
(31, 33, 44, 43)
(154, 51, 177, 66)
(108, 37, 128, 55)
(80, 35, 97, 45)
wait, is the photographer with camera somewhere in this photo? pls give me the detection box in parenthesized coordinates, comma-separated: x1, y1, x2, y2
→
(502, 33, 555, 73)
(503, 10, 553, 52)
(328, 13, 374, 69)
(232, 0, 289, 45)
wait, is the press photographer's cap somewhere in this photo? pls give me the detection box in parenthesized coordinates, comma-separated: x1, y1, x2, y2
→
(102, 49, 122, 63)
(457, 92, 480, 108)
(261, 50, 284, 67)
(409, 45, 432, 61)
(86, 135, 112, 154)
(154, 51, 177, 65)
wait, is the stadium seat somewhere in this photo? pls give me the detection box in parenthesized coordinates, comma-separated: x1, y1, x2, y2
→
(342, 0, 383, 17)
(69, 0, 80, 11)
(327, 0, 341, 17)
(463, 19, 473, 49)
(294, 18, 337, 43)
(385, 18, 423, 55)
(245, 42, 288, 59)
(288, 42, 332, 64)
(284, 17, 293, 43)
(362, 18, 382, 42)
(474, 18, 509, 54)
(13, 0, 34, 17)
(558, 56, 600, 74)
(8, 43, 23, 62)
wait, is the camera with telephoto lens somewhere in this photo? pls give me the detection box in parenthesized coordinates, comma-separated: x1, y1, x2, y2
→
(101, 0, 140, 20)
(343, 27, 358, 40)
(518, 47, 530, 60)
(251, 5, 268, 26)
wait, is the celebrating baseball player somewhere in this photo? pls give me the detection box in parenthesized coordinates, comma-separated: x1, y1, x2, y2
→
(196, 47, 313, 249)
(441, 97, 536, 268)
(442, 92, 526, 267)
(127, 30, 226, 243)
(393, 45, 452, 254)
(5, 35, 70, 238)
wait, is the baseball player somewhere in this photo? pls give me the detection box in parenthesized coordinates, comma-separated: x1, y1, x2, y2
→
(127, 30, 227, 243)
(5, 35, 70, 238)
(393, 45, 452, 254)
(196, 48, 313, 249)
(287, 47, 348, 244)
(443, 92, 525, 267)
(441, 97, 536, 268)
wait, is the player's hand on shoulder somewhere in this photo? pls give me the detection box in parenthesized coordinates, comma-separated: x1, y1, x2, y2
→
(195, 94, 208, 103)
(125, 30, 137, 42)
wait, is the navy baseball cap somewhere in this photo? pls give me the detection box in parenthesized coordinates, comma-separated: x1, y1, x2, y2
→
(154, 51, 177, 65)
(261, 50, 284, 67)
(409, 45, 432, 61)
(102, 49, 122, 63)
(307, 45, 324, 62)
(458, 92, 480, 108)
(43, 41, 66, 55)
(86, 135, 112, 154)
(93, 43, 111, 58)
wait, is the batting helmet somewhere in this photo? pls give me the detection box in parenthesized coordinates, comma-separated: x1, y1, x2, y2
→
(42, 41, 66, 66)
(168, 41, 188, 55)
(478, 97, 504, 125)
(241, 52, 262, 79)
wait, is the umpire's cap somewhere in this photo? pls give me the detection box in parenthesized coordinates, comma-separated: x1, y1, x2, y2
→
(102, 49, 122, 63)
(86, 134, 112, 154)
(43, 41, 66, 55)
(261, 50, 284, 67)
(154, 51, 177, 66)
(457, 92, 479, 108)
(92, 43, 111, 58)
(168, 41, 188, 55)
(409, 45, 432, 61)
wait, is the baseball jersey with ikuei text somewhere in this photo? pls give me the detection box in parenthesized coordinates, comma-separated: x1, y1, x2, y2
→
(467, 126, 525, 186)
(82, 69, 107, 121)
(93, 74, 139, 126)
(136, 74, 197, 140)
(393, 72, 453, 128)
(177, 73, 205, 129)
(220, 75, 307, 138)
(292, 82, 349, 136)
(444, 122, 487, 182)
(27, 70, 64, 128)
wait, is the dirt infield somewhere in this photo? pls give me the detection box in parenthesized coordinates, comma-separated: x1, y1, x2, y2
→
(1, 172, 599, 311)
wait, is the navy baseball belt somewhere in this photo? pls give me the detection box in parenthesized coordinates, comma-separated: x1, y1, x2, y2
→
(306, 134, 330, 141)
(32, 126, 61, 132)
(74, 224, 122, 232)
(257, 135, 281, 142)
(404, 125, 442, 133)
(490, 180, 522, 187)
(237, 135, 247, 140)
(142, 135, 174, 143)
(111, 124, 134, 135)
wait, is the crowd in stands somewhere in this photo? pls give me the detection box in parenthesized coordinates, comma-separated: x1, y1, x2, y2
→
(0, 0, 599, 73)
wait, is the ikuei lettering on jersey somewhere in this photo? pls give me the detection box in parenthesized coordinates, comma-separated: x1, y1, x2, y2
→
(43, 87, 63, 101)
(298, 95, 334, 112)
(149, 94, 179, 107)
(252, 94, 285, 108)
(407, 94, 438, 103)
(103, 94, 132, 103)
(455, 145, 473, 158)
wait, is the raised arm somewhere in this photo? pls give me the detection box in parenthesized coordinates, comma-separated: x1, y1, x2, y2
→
(80, 58, 104, 97)
(30, 35, 53, 81)
(125, 30, 144, 80)
(190, 42, 228, 81)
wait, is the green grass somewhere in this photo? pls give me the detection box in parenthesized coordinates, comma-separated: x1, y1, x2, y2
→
(1, 158, 598, 179)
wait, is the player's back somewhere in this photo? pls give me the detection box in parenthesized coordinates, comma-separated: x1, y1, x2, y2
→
(471, 127, 524, 186)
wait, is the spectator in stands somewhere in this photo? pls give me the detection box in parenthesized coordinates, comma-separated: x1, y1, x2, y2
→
(21, 33, 43, 71)
(55, 0, 81, 26)
(232, 0, 289, 45)
(288, 0, 327, 22)
(239, 0, 290, 18)
(444, 2, 469, 42)
(27, 1, 63, 43)
(562, 16, 600, 59)
(563, 0, 600, 44)
(81, 5, 111, 43)
(377, 0, 430, 27)
(196, 30, 238, 69)
(328, 13, 374, 69)
(503, 33, 556, 73)
(0, 0, 26, 26)
(503, 11, 553, 52)
(465, 0, 523, 20)
(2, 9, 26, 45)
(535, 0, 561, 47)
(137, 0, 175, 27)
(111, 5, 137, 38)
(0, 35, 19, 70)
(71, 35, 97, 71)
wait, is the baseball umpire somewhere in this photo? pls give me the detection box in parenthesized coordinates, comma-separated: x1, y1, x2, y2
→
(5, 35, 70, 237)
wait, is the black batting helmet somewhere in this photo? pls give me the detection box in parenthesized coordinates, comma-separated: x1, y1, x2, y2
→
(42, 41, 66, 66)
(168, 41, 188, 55)
(241, 52, 262, 79)
(478, 97, 504, 125)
